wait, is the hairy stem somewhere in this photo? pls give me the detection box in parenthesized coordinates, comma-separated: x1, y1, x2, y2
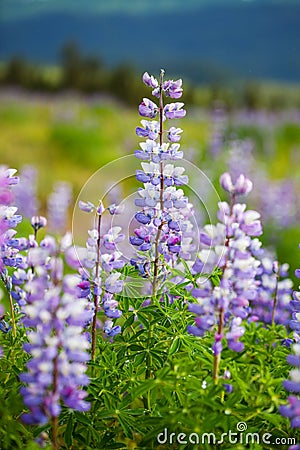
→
(51, 355, 59, 450)
(214, 194, 235, 382)
(271, 265, 280, 327)
(213, 307, 224, 383)
(91, 212, 102, 363)
(152, 69, 165, 297)
(8, 292, 16, 339)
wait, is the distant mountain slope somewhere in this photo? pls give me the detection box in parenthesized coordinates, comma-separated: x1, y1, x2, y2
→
(1, 2, 300, 83)
(2, 0, 298, 21)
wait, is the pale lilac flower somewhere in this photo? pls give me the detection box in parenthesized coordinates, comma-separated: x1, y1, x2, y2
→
(14, 165, 38, 218)
(139, 98, 158, 119)
(164, 102, 186, 119)
(136, 120, 159, 140)
(47, 182, 72, 233)
(188, 172, 262, 356)
(163, 79, 183, 99)
(142, 72, 158, 90)
(20, 249, 92, 425)
(167, 127, 183, 143)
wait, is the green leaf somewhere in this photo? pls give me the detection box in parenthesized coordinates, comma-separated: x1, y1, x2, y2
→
(168, 337, 181, 356)
(128, 344, 145, 352)
(130, 380, 156, 399)
(136, 312, 150, 329)
(133, 351, 146, 366)
(74, 412, 92, 425)
(122, 314, 135, 329)
(64, 414, 74, 448)
(104, 444, 127, 449)
(121, 296, 129, 313)
(117, 414, 133, 439)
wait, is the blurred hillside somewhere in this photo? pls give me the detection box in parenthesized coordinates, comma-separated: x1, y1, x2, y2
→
(1, 0, 300, 84)
(1, 43, 300, 111)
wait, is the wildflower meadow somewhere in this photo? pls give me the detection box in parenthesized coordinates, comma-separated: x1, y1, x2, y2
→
(1, 71, 300, 450)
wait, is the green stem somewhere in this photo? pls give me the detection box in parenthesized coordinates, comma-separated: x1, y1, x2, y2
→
(213, 308, 224, 384)
(8, 292, 16, 338)
(91, 212, 102, 364)
(152, 69, 165, 298)
(271, 264, 280, 327)
(51, 415, 58, 450)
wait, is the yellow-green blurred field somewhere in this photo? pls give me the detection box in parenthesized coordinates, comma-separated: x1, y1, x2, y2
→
(1, 89, 300, 192)
(2, 88, 300, 280)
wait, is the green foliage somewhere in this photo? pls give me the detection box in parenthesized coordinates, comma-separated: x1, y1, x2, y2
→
(1, 275, 300, 448)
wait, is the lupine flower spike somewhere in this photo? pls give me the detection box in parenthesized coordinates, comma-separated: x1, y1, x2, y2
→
(188, 172, 262, 382)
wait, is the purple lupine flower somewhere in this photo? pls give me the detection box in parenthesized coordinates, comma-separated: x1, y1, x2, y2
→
(249, 255, 292, 326)
(223, 383, 233, 393)
(31, 216, 47, 237)
(14, 165, 38, 218)
(139, 98, 158, 119)
(131, 71, 195, 295)
(188, 172, 262, 365)
(0, 167, 21, 272)
(167, 127, 183, 143)
(102, 227, 125, 251)
(209, 106, 227, 157)
(104, 320, 122, 337)
(164, 102, 186, 119)
(163, 79, 183, 99)
(142, 72, 158, 90)
(280, 340, 300, 426)
(136, 120, 159, 140)
(79, 200, 95, 213)
(226, 317, 245, 352)
(220, 172, 253, 197)
(20, 249, 92, 425)
(47, 181, 72, 233)
(75, 200, 124, 338)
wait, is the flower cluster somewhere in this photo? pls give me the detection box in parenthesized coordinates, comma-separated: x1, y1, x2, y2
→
(15, 165, 38, 218)
(0, 166, 21, 272)
(280, 262, 300, 428)
(76, 200, 124, 338)
(131, 70, 194, 293)
(250, 256, 292, 326)
(188, 172, 262, 359)
(20, 245, 92, 425)
(47, 181, 72, 233)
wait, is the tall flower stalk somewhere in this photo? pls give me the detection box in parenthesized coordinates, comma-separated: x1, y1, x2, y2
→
(0, 166, 21, 337)
(20, 244, 92, 449)
(188, 172, 262, 382)
(77, 200, 124, 362)
(280, 258, 300, 430)
(131, 70, 190, 299)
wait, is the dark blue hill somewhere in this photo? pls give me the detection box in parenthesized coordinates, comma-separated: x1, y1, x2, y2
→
(1, 2, 300, 82)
